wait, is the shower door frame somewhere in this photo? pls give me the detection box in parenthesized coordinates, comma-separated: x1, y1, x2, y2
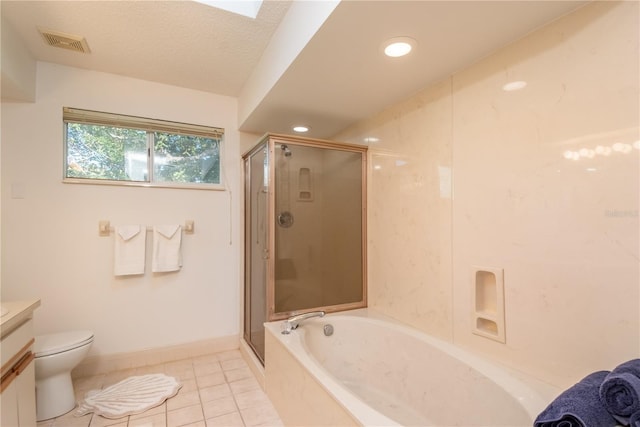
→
(242, 141, 271, 364)
(263, 133, 368, 322)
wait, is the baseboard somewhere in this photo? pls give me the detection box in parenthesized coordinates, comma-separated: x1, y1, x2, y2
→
(72, 334, 240, 378)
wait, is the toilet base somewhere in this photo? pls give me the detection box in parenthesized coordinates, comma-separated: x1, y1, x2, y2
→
(36, 372, 76, 421)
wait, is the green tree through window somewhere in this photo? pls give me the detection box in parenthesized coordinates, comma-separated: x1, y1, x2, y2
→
(67, 124, 147, 181)
(64, 108, 223, 188)
(153, 132, 220, 184)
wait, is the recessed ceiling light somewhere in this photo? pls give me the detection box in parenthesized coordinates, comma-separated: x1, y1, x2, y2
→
(502, 81, 527, 92)
(383, 37, 416, 58)
(293, 126, 309, 133)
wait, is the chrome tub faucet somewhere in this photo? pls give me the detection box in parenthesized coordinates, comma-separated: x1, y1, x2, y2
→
(281, 310, 325, 334)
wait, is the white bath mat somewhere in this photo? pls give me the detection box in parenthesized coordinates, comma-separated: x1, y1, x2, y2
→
(75, 373, 182, 419)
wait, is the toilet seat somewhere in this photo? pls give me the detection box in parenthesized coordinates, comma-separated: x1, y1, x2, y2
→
(35, 331, 94, 357)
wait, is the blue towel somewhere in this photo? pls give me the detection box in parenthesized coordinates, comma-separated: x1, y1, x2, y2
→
(631, 411, 640, 427)
(534, 371, 618, 427)
(600, 359, 640, 424)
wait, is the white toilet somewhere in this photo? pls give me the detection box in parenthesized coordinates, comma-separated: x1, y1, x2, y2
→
(34, 330, 94, 421)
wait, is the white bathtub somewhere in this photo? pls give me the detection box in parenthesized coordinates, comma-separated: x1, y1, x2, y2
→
(265, 308, 555, 426)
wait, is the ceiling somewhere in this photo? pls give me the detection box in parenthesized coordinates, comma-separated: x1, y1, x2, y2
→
(1, 0, 588, 139)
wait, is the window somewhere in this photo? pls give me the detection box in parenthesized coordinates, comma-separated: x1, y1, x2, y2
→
(63, 107, 223, 189)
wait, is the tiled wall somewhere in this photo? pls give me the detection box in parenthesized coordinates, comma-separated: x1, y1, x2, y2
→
(336, 1, 639, 388)
(339, 79, 454, 341)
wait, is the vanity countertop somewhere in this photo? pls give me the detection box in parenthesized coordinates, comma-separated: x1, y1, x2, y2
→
(0, 300, 41, 339)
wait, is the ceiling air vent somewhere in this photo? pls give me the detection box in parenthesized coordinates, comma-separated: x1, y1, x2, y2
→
(38, 28, 90, 53)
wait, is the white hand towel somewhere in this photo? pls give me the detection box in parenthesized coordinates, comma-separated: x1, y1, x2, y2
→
(152, 225, 182, 273)
(114, 225, 146, 276)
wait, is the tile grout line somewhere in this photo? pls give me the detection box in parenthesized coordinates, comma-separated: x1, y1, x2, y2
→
(195, 357, 208, 427)
(164, 359, 185, 427)
(226, 368, 248, 427)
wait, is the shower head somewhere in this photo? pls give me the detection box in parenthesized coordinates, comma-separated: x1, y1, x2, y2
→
(281, 144, 292, 157)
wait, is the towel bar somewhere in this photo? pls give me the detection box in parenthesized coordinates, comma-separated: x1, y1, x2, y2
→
(98, 220, 194, 236)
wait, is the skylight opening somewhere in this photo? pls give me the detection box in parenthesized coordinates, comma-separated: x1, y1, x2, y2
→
(193, 0, 263, 19)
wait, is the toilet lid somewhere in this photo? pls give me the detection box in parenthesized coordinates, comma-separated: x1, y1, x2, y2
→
(34, 330, 94, 357)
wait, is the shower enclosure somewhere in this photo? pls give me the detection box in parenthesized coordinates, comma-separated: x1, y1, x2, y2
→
(243, 134, 367, 363)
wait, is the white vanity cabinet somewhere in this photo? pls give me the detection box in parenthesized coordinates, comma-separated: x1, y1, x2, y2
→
(1, 300, 40, 427)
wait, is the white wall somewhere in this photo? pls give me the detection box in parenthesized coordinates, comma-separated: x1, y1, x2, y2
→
(237, 0, 340, 128)
(337, 1, 639, 389)
(1, 16, 37, 102)
(1, 62, 243, 357)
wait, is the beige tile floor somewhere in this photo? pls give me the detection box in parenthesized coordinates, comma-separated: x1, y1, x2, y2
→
(37, 349, 283, 427)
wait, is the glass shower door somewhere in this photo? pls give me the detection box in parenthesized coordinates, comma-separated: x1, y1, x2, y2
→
(272, 141, 366, 318)
(243, 134, 367, 364)
(243, 144, 269, 363)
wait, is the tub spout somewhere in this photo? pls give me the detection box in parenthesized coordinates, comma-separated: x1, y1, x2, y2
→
(281, 310, 325, 334)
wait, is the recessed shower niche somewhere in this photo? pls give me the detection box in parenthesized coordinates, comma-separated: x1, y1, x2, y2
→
(242, 134, 367, 363)
(471, 266, 506, 343)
